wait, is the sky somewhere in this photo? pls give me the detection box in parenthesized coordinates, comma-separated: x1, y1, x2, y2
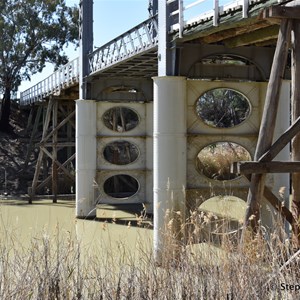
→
(18, 0, 150, 94)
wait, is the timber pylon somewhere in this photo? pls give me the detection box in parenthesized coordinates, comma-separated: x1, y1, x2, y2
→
(239, 5, 300, 246)
(27, 96, 75, 203)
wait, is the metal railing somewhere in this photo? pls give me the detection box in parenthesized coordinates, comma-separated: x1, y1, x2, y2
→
(20, 58, 79, 106)
(88, 15, 158, 75)
(20, 16, 158, 106)
(20, 0, 266, 105)
(169, 0, 250, 36)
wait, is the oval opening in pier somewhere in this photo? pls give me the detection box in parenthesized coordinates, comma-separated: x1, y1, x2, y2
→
(199, 195, 246, 237)
(103, 141, 139, 165)
(103, 107, 139, 132)
(196, 142, 251, 181)
(104, 174, 139, 199)
(196, 88, 251, 128)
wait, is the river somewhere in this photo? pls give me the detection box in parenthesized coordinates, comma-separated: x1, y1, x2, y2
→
(0, 198, 153, 262)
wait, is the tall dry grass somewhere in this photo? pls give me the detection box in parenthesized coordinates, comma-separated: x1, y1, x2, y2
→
(0, 208, 299, 299)
(196, 142, 251, 181)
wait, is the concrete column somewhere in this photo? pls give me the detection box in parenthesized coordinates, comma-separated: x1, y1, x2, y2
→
(76, 99, 97, 218)
(153, 76, 186, 262)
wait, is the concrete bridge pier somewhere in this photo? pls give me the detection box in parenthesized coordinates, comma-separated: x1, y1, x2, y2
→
(153, 76, 187, 262)
(75, 99, 97, 218)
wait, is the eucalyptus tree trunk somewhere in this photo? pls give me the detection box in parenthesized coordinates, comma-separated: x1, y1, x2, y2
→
(0, 87, 11, 132)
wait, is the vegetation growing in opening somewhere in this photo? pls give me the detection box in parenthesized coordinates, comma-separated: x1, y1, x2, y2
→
(198, 195, 246, 243)
(103, 141, 139, 165)
(103, 107, 139, 132)
(201, 54, 251, 66)
(196, 88, 251, 128)
(196, 142, 251, 180)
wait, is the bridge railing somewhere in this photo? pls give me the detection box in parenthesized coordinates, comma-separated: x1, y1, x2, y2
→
(169, 0, 250, 37)
(88, 15, 158, 75)
(20, 0, 260, 105)
(20, 16, 158, 105)
(20, 57, 79, 106)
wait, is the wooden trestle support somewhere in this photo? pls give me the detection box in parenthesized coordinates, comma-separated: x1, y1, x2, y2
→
(231, 5, 300, 246)
(26, 97, 75, 203)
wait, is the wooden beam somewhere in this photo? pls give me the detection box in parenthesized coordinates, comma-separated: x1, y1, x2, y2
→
(258, 115, 300, 162)
(266, 6, 300, 20)
(31, 98, 53, 197)
(244, 175, 295, 227)
(52, 100, 58, 202)
(67, 104, 73, 160)
(201, 20, 275, 44)
(24, 106, 34, 135)
(255, 38, 278, 47)
(291, 19, 300, 245)
(35, 153, 75, 192)
(40, 110, 75, 144)
(29, 99, 75, 200)
(263, 185, 295, 227)
(224, 25, 279, 48)
(41, 147, 75, 182)
(58, 104, 75, 129)
(54, 94, 79, 101)
(43, 142, 75, 147)
(232, 161, 300, 174)
(243, 19, 292, 234)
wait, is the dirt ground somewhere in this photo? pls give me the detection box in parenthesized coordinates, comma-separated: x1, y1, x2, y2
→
(0, 101, 35, 195)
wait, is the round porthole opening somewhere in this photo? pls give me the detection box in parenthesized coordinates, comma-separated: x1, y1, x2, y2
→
(196, 142, 251, 181)
(103, 174, 139, 199)
(103, 141, 139, 165)
(103, 107, 139, 132)
(196, 88, 251, 128)
(199, 195, 246, 236)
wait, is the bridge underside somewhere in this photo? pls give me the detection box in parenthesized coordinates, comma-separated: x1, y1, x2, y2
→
(24, 1, 294, 231)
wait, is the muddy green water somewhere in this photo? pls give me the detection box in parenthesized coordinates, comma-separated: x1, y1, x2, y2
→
(0, 199, 153, 262)
(0, 198, 235, 267)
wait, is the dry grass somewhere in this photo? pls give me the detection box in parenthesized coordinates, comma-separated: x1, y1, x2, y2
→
(0, 207, 300, 300)
(197, 142, 251, 180)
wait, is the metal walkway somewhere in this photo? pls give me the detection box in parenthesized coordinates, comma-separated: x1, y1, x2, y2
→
(20, 15, 159, 106)
(19, 0, 283, 106)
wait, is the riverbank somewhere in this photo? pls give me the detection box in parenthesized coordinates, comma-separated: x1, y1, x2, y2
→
(1, 198, 299, 299)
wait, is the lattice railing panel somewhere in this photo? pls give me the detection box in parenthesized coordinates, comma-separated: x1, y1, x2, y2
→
(88, 16, 158, 74)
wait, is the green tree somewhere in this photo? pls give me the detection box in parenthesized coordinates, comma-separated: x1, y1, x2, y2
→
(196, 88, 250, 128)
(0, 0, 78, 131)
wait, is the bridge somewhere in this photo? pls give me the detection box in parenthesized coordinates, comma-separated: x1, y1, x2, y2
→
(20, 0, 283, 105)
(19, 0, 300, 259)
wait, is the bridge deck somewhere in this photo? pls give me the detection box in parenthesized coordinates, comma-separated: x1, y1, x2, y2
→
(20, 0, 288, 106)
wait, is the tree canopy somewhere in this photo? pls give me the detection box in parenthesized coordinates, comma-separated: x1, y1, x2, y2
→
(196, 88, 251, 128)
(0, 0, 78, 131)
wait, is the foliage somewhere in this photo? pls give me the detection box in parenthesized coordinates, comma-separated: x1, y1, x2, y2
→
(196, 88, 251, 128)
(0, 0, 78, 131)
(196, 142, 252, 180)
